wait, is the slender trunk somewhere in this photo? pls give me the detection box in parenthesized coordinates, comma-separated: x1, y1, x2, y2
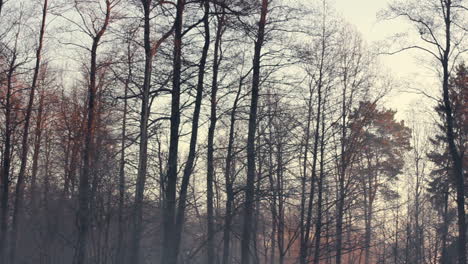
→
(30, 90, 45, 210)
(116, 40, 131, 264)
(43, 132, 52, 263)
(240, 1, 268, 263)
(299, 83, 313, 264)
(0, 54, 16, 263)
(364, 194, 374, 264)
(161, 0, 184, 263)
(130, 1, 152, 263)
(441, 182, 449, 264)
(203, 2, 218, 262)
(271, 215, 276, 264)
(222, 66, 243, 264)
(173, 1, 210, 260)
(394, 207, 399, 264)
(336, 69, 348, 264)
(441, 4, 466, 263)
(253, 137, 263, 264)
(414, 160, 422, 263)
(75, 39, 97, 264)
(266, 104, 277, 264)
(303, 47, 325, 264)
(75, 3, 110, 263)
(276, 141, 285, 264)
(313, 103, 326, 264)
(9, 1, 48, 262)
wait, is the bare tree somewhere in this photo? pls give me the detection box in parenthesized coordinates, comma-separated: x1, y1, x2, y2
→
(241, 1, 269, 263)
(161, 0, 185, 263)
(129, 0, 173, 262)
(9, 1, 48, 263)
(383, 1, 467, 262)
(73, 1, 114, 263)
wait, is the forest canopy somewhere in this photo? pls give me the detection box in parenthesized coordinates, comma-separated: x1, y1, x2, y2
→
(0, 0, 466, 264)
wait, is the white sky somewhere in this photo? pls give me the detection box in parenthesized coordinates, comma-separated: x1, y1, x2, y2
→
(332, 0, 439, 120)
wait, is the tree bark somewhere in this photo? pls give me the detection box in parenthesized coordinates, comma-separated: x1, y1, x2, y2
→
(240, 1, 268, 263)
(75, 2, 111, 263)
(130, 1, 153, 262)
(116, 37, 131, 264)
(203, 1, 218, 262)
(441, 181, 449, 264)
(299, 81, 314, 264)
(441, 4, 466, 264)
(302, 35, 325, 264)
(30, 89, 45, 210)
(172, 1, 210, 260)
(161, 0, 185, 263)
(313, 99, 326, 264)
(9, 1, 48, 262)
(335, 53, 349, 264)
(222, 63, 244, 264)
(0, 52, 16, 263)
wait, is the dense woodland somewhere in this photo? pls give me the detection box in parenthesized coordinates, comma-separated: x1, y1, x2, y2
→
(0, 0, 466, 263)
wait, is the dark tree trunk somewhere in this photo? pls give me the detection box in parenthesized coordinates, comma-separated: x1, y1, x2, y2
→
(130, 1, 152, 263)
(222, 63, 244, 264)
(161, 0, 185, 263)
(299, 82, 313, 264)
(116, 38, 131, 264)
(266, 102, 277, 264)
(276, 141, 285, 264)
(30, 89, 45, 210)
(203, 1, 218, 262)
(75, 2, 111, 263)
(441, 181, 449, 264)
(172, 1, 210, 261)
(302, 44, 325, 264)
(441, 4, 466, 263)
(335, 66, 348, 264)
(0, 53, 16, 263)
(9, 1, 48, 262)
(313, 101, 326, 264)
(240, 1, 268, 263)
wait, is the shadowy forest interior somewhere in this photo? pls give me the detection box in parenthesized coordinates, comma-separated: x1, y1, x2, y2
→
(0, 0, 467, 263)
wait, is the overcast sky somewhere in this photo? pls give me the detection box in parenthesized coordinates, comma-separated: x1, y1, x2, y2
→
(332, 0, 439, 120)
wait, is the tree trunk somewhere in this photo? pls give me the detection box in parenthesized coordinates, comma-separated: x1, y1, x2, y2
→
(364, 188, 374, 264)
(116, 38, 131, 264)
(313, 102, 326, 264)
(335, 63, 349, 264)
(75, 2, 111, 263)
(240, 1, 268, 263)
(9, 1, 48, 262)
(30, 89, 45, 210)
(266, 101, 277, 264)
(130, 1, 153, 262)
(441, 182, 449, 264)
(161, 0, 184, 263)
(0, 53, 16, 263)
(222, 63, 244, 264)
(172, 1, 210, 260)
(204, 1, 218, 262)
(299, 82, 314, 264)
(276, 141, 285, 264)
(302, 47, 325, 264)
(441, 4, 466, 263)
